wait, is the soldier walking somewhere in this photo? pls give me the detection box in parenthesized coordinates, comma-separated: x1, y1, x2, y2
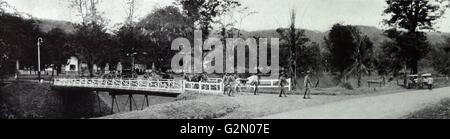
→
(279, 72, 288, 97)
(304, 71, 312, 99)
(222, 73, 229, 95)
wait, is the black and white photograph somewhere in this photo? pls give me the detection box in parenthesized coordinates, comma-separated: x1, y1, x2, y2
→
(1, 0, 450, 125)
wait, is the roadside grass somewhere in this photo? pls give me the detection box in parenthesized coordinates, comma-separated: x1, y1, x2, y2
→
(404, 98, 450, 119)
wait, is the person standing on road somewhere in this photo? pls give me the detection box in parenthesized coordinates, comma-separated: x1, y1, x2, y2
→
(279, 72, 288, 97)
(228, 74, 237, 96)
(248, 74, 260, 95)
(427, 76, 434, 90)
(304, 71, 313, 99)
(222, 73, 230, 95)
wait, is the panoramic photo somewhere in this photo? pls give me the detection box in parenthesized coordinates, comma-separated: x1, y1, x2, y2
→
(1, 0, 450, 120)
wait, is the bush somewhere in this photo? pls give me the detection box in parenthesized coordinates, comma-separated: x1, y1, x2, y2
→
(341, 82, 354, 90)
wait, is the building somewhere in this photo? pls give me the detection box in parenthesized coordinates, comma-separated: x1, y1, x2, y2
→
(64, 56, 79, 75)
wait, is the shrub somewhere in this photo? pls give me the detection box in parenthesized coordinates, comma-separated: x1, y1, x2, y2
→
(341, 82, 354, 90)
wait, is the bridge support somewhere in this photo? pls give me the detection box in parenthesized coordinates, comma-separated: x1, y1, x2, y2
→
(96, 91, 101, 114)
(110, 94, 120, 114)
(141, 95, 150, 110)
(125, 94, 138, 112)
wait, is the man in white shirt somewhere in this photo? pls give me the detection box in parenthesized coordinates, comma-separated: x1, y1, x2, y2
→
(427, 76, 434, 90)
(248, 74, 260, 95)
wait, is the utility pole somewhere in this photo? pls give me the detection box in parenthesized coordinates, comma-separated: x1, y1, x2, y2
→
(37, 37, 43, 83)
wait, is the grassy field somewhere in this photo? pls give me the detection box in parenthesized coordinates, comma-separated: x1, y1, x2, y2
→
(404, 98, 450, 119)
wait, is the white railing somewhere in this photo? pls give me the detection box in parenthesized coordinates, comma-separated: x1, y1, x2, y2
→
(184, 81, 224, 94)
(53, 78, 225, 94)
(53, 77, 291, 94)
(53, 78, 185, 93)
(237, 78, 292, 91)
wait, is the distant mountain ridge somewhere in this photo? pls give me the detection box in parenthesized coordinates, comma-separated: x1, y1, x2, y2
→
(35, 19, 75, 33)
(34, 19, 449, 46)
(241, 26, 450, 48)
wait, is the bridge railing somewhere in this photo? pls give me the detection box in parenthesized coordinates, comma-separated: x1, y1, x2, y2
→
(184, 81, 224, 94)
(53, 78, 225, 94)
(236, 78, 292, 91)
(53, 78, 185, 93)
(53, 77, 291, 94)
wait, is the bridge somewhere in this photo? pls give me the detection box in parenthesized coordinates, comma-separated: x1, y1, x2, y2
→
(51, 77, 291, 113)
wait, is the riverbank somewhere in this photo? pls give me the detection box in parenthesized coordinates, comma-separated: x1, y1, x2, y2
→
(0, 82, 110, 119)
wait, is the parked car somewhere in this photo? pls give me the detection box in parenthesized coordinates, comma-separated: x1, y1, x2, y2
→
(421, 73, 433, 90)
(407, 74, 419, 89)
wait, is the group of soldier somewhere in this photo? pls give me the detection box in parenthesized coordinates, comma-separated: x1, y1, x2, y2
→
(220, 71, 313, 99)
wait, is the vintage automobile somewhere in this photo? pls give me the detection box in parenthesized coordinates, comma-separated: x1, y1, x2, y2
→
(421, 73, 433, 90)
(407, 74, 420, 89)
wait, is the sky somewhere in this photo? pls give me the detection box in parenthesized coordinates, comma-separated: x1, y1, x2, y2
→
(4, 0, 450, 32)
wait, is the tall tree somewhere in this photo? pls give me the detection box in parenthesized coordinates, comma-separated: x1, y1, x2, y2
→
(383, 0, 447, 73)
(137, 6, 192, 71)
(326, 24, 374, 85)
(375, 40, 404, 76)
(69, 0, 107, 25)
(69, 0, 113, 77)
(0, 37, 14, 80)
(124, 0, 137, 26)
(71, 22, 112, 77)
(276, 9, 309, 89)
(43, 28, 71, 76)
(175, 0, 242, 39)
(430, 37, 450, 75)
(344, 31, 374, 87)
(0, 12, 41, 73)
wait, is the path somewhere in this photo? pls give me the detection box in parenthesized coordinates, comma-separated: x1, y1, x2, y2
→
(262, 87, 450, 119)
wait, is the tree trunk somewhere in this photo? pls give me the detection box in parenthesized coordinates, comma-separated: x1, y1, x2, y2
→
(52, 65, 55, 78)
(88, 63, 94, 78)
(56, 65, 60, 76)
(357, 73, 362, 88)
(411, 60, 419, 74)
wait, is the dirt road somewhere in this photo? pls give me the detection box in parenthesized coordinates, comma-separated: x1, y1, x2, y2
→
(261, 87, 450, 119)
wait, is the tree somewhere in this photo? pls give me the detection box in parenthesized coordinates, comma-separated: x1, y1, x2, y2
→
(344, 31, 374, 87)
(299, 42, 324, 73)
(69, 0, 107, 26)
(430, 38, 450, 75)
(383, 0, 447, 74)
(276, 9, 309, 89)
(326, 24, 359, 74)
(0, 0, 6, 13)
(0, 38, 14, 80)
(175, 0, 242, 39)
(124, 0, 137, 26)
(68, 0, 114, 77)
(43, 28, 71, 76)
(136, 6, 192, 71)
(71, 22, 112, 77)
(325, 24, 374, 86)
(0, 11, 42, 74)
(375, 40, 404, 76)
(114, 24, 147, 70)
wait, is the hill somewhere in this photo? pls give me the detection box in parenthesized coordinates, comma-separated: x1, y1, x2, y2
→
(32, 19, 449, 46)
(35, 19, 75, 33)
(241, 26, 449, 48)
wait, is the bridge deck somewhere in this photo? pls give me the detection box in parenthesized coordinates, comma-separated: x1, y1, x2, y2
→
(51, 78, 291, 96)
